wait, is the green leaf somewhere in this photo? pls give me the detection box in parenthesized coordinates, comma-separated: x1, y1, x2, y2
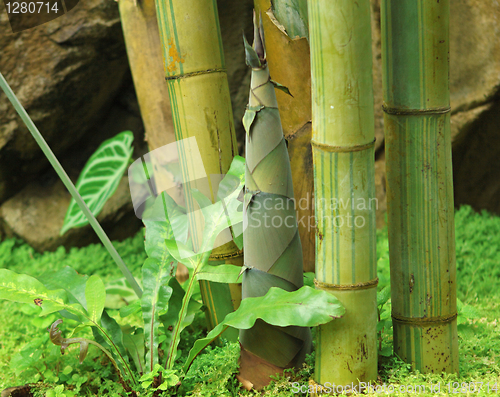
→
(196, 264, 242, 284)
(141, 258, 174, 372)
(0, 269, 87, 320)
(144, 192, 188, 258)
(243, 34, 261, 69)
(270, 80, 293, 97)
(377, 285, 391, 307)
(120, 299, 142, 318)
(38, 266, 88, 308)
(161, 278, 202, 367)
(123, 327, 145, 374)
(105, 278, 137, 309)
(184, 286, 344, 372)
(165, 239, 198, 268)
(85, 275, 106, 324)
(60, 131, 134, 235)
(100, 310, 128, 362)
(303, 272, 315, 288)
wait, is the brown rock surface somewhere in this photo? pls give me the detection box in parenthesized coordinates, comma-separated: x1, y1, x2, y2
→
(0, 0, 128, 202)
(372, 0, 500, 224)
(0, 97, 145, 251)
(0, 175, 140, 251)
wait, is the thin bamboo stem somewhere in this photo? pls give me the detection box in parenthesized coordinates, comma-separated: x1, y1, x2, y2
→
(309, 0, 378, 386)
(0, 72, 142, 299)
(381, 0, 458, 373)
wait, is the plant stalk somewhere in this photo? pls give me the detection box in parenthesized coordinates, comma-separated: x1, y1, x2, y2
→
(154, 0, 242, 340)
(381, 0, 459, 373)
(308, 0, 378, 387)
(0, 72, 142, 299)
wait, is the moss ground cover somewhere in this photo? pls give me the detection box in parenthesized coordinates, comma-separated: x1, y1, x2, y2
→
(0, 205, 499, 396)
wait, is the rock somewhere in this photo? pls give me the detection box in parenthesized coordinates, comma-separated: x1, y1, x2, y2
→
(0, 0, 129, 202)
(0, 96, 145, 252)
(452, 100, 500, 214)
(371, 0, 500, 225)
(0, 175, 141, 252)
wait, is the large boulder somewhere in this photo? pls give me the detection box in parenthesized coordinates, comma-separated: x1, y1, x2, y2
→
(372, 0, 500, 225)
(0, 0, 129, 202)
(0, 96, 145, 251)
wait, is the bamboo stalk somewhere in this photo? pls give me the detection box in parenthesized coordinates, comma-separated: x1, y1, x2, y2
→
(308, 0, 378, 386)
(253, 0, 315, 272)
(381, 0, 458, 373)
(154, 0, 242, 341)
(119, 0, 192, 282)
(238, 16, 311, 390)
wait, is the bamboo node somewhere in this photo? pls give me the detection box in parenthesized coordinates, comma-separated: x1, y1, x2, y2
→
(310, 138, 375, 153)
(209, 249, 243, 260)
(165, 68, 227, 81)
(391, 312, 458, 325)
(314, 278, 378, 291)
(382, 104, 451, 115)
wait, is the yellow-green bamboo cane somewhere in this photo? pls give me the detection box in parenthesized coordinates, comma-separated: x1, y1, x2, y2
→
(381, 0, 458, 373)
(154, 0, 242, 341)
(309, 0, 378, 388)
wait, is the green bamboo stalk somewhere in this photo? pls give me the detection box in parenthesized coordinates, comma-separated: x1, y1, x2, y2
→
(154, 0, 241, 341)
(0, 72, 142, 299)
(308, 0, 378, 387)
(238, 17, 311, 390)
(381, 0, 458, 373)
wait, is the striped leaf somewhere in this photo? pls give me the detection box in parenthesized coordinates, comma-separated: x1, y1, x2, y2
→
(60, 131, 134, 235)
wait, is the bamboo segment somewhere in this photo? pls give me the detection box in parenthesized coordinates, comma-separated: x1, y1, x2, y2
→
(254, 0, 315, 272)
(119, 0, 191, 282)
(239, 17, 311, 390)
(309, 0, 378, 386)
(381, 0, 458, 373)
(154, 0, 241, 341)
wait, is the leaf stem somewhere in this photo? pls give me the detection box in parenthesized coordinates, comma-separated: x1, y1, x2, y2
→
(0, 72, 142, 299)
(165, 251, 210, 369)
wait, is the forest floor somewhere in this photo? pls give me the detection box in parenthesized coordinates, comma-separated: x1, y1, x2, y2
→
(0, 205, 498, 396)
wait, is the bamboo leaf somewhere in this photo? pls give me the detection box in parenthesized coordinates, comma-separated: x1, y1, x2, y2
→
(270, 80, 293, 97)
(196, 264, 242, 284)
(61, 131, 134, 235)
(184, 286, 344, 372)
(141, 257, 174, 372)
(85, 275, 106, 324)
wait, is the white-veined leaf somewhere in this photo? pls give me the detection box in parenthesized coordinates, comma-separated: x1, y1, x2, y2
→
(60, 131, 134, 235)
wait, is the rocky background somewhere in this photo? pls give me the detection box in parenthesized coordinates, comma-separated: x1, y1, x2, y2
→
(0, 0, 499, 251)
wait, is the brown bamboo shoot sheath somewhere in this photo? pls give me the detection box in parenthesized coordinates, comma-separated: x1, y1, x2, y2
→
(381, 0, 458, 373)
(154, 0, 241, 341)
(254, 0, 315, 272)
(309, 0, 378, 386)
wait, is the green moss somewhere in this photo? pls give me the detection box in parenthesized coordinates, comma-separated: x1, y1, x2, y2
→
(1, 206, 500, 395)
